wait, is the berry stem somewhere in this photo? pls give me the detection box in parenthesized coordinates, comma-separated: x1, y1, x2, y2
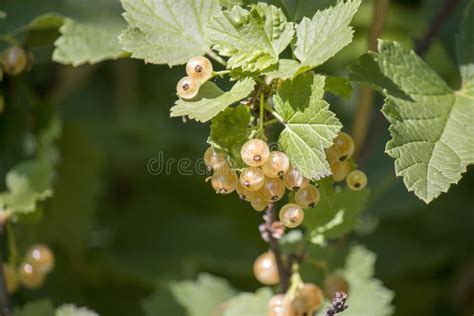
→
(0, 224, 12, 316)
(262, 118, 278, 127)
(259, 93, 265, 136)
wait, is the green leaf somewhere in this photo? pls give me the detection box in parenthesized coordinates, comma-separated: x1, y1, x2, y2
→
(120, 0, 220, 66)
(324, 76, 353, 99)
(170, 273, 236, 316)
(265, 0, 339, 21)
(350, 40, 474, 203)
(305, 189, 370, 242)
(223, 288, 273, 316)
(274, 73, 342, 179)
(170, 78, 255, 122)
(264, 59, 307, 80)
(13, 300, 55, 316)
(456, 2, 474, 95)
(55, 305, 98, 316)
(219, 0, 244, 8)
(53, 18, 126, 66)
(143, 285, 186, 316)
(0, 10, 6, 19)
(206, 3, 294, 72)
(294, 0, 360, 68)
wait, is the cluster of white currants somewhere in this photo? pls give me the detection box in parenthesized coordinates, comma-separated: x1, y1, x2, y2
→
(205, 139, 319, 229)
(176, 56, 214, 100)
(3, 244, 55, 293)
(327, 132, 367, 190)
(253, 252, 350, 316)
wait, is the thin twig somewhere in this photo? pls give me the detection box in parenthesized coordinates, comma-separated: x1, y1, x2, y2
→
(0, 224, 12, 316)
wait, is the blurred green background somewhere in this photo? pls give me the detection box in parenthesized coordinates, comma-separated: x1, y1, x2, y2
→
(1, 0, 473, 315)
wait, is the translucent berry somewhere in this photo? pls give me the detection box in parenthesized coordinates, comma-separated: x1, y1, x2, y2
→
(279, 203, 304, 228)
(346, 170, 367, 191)
(176, 76, 199, 99)
(25, 244, 55, 274)
(18, 262, 45, 289)
(240, 167, 265, 191)
(268, 294, 294, 316)
(331, 160, 351, 182)
(283, 167, 309, 191)
(260, 177, 286, 202)
(327, 132, 355, 163)
(295, 185, 320, 208)
(253, 252, 280, 285)
(262, 151, 290, 178)
(204, 147, 227, 171)
(236, 182, 256, 201)
(3, 264, 19, 294)
(186, 56, 213, 82)
(2, 46, 27, 76)
(291, 283, 324, 314)
(250, 193, 269, 212)
(324, 275, 350, 298)
(209, 172, 238, 194)
(241, 139, 270, 167)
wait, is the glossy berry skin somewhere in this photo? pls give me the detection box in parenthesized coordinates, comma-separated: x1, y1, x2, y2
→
(3, 264, 19, 294)
(18, 262, 45, 289)
(186, 56, 213, 82)
(210, 172, 238, 194)
(259, 177, 286, 202)
(268, 294, 294, 316)
(324, 275, 350, 298)
(250, 193, 269, 212)
(241, 139, 270, 167)
(262, 151, 290, 178)
(291, 283, 324, 314)
(25, 244, 55, 274)
(236, 182, 256, 201)
(327, 132, 355, 163)
(331, 160, 351, 182)
(284, 167, 309, 191)
(253, 252, 280, 285)
(279, 203, 304, 228)
(239, 167, 265, 191)
(346, 170, 367, 191)
(295, 185, 320, 208)
(204, 147, 227, 171)
(2, 46, 27, 76)
(176, 76, 199, 99)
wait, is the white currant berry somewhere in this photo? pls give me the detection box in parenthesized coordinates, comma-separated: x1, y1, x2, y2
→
(268, 294, 295, 316)
(250, 193, 269, 212)
(279, 203, 304, 228)
(346, 170, 367, 191)
(283, 167, 309, 191)
(239, 167, 265, 191)
(253, 252, 280, 285)
(326, 132, 355, 163)
(176, 76, 199, 99)
(25, 244, 55, 274)
(186, 56, 213, 82)
(331, 160, 351, 182)
(2, 46, 27, 76)
(241, 139, 270, 167)
(260, 177, 286, 202)
(295, 185, 320, 208)
(204, 147, 227, 171)
(18, 262, 45, 289)
(291, 283, 324, 314)
(236, 182, 256, 201)
(262, 151, 290, 178)
(209, 172, 238, 194)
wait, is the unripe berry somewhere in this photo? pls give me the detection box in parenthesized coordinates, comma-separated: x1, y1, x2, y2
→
(241, 139, 270, 167)
(236, 182, 256, 201)
(2, 46, 27, 76)
(331, 160, 351, 182)
(324, 275, 350, 298)
(253, 252, 279, 285)
(327, 132, 355, 163)
(250, 193, 269, 212)
(283, 167, 309, 191)
(346, 170, 367, 191)
(18, 262, 45, 289)
(240, 167, 265, 191)
(3, 264, 19, 294)
(291, 283, 324, 314)
(295, 185, 320, 208)
(176, 76, 199, 99)
(25, 244, 55, 274)
(262, 151, 290, 178)
(279, 203, 304, 228)
(204, 147, 227, 171)
(186, 56, 213, 82)
(260, 177, 285, 202)
(209, 172, 238, 194)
